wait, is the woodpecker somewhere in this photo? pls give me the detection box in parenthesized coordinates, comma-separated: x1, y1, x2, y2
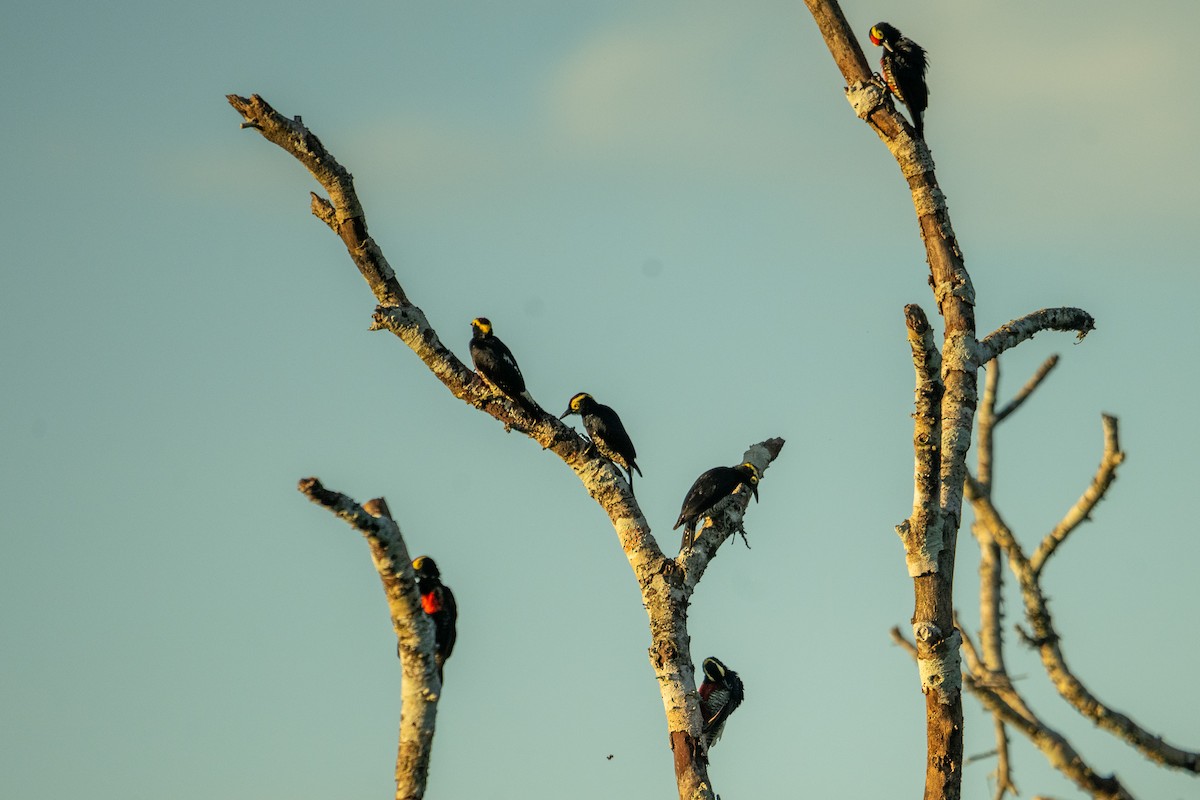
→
(560, 392, 642, 492)
(698, 656, 744, 751)
(469, 317, 540, 416)
(674, 462, 760, 550)
(412, 556, 457, 684)
(868, 22, 929, 138)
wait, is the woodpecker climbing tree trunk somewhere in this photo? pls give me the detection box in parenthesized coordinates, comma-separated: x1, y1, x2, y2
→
(296, 482, 442, 800)
(802, 4, 973, 796)
(227, 93, 783, 800)
(800, 3, 1095, 799)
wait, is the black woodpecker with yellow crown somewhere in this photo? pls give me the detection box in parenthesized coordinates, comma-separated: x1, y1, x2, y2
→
(698, 656, 744, 752)
(868, 22, 929, 139)
(560, 392, 642, 492)
(469, 317, 540, 416)
(412, 556, 457, 684)
(674, 462, 760, 550)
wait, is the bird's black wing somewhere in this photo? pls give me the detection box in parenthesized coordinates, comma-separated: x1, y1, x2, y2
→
(592, 407, 637, 460)
(490, 338, 524, 384)
(893, 40, 928, 113)
(471, 338, 526, 395)
(703, 671, 745, 738)
(435, 585, 458, 660)
(675, 468, 721, 525)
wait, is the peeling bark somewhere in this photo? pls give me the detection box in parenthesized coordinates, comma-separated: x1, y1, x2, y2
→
(898, 304, 944, 578)
(800, 3, 974, 793)
(901, 625, 1135, 800)
(801, 5, 1109, 797)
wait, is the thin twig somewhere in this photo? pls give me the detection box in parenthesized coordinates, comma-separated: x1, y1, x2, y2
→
(994, 355, 1059, 423)
(898, 620, 1133, 799)
(967, 443, 1200, 774)
(1030, 414, 1125, 575)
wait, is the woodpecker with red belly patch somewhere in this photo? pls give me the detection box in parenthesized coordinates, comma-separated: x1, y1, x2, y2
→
(869, 22, 929, 139)
(698, 656, 744, 752)
(412, 556, 457, 684)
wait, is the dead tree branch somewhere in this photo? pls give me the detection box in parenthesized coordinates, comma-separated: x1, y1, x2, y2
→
(1029, 414, 1124, 575)
(971, 360, 1020, 800)
(801, 2, 979, 792)
(231, 93, 783, 800)
(965, 416, 1200, 774)
(900, 624, 1135, 800)
(957, 625, 1135, 800)
(977, 309, 1095, 364)
(994, 355, 1059, 423)
(801, 3, 1104, 796)
(896, 304, 943, 578)
(298, 479, 439, 800)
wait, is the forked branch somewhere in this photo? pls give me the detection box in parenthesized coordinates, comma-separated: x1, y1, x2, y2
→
(232, 93, 783, 800)
(898, 624, 1134, 800)
(965, 417, 1200, 775)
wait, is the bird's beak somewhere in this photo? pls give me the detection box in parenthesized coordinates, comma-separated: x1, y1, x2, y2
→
(883, 40, 893, 52)
(559, 409, 572, 419)
(751, 485, 760, 503)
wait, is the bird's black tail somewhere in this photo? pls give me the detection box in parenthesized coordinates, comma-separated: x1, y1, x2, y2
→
(517, 391, 544, 418)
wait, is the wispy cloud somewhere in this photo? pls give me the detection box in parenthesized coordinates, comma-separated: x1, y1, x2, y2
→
(539, 4, 819, 177)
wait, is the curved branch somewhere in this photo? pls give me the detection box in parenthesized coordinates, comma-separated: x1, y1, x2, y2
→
(1030, 414, 1125, 575)
(966, 470, 1200, 775)
(298, 479, 439, 800)
(962, 674, 1134, 800)
(977, 309, 1095, 364)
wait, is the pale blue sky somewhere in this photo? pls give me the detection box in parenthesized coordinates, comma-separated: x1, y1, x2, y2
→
(3, 1, 1198, 798)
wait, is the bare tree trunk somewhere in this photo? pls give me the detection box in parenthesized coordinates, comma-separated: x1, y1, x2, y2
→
(801, 3, 973, 795)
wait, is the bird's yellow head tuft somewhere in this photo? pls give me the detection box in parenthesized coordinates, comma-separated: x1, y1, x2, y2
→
(412, 556, 440, 578)
(869, 22, 898, 49)
(471, 317, 493, 336)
